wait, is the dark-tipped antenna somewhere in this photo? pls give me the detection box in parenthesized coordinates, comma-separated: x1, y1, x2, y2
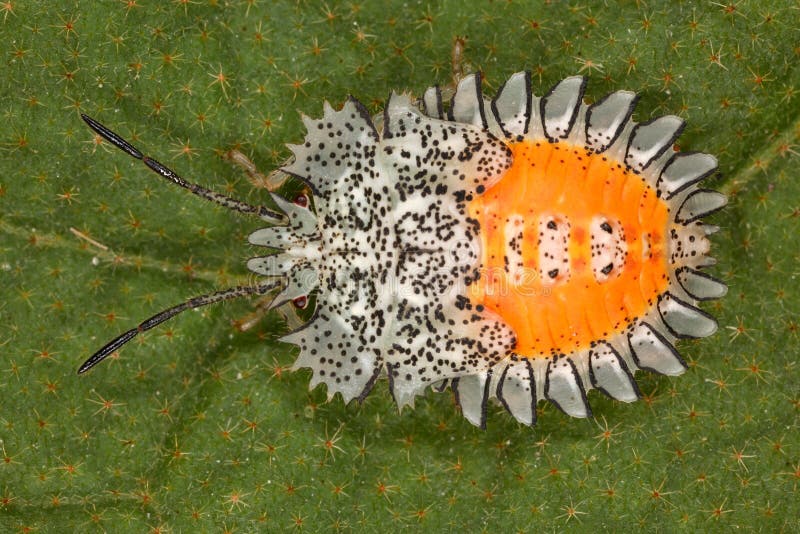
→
(81, 114, 285, 224)
(78, 280, 281, 374)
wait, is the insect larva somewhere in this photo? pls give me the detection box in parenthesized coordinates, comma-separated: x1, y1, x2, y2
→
(80, 72, 726, 428)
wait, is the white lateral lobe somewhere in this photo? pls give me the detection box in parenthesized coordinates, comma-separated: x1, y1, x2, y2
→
(282, 98, 379, 197)
(247, 253, 304, 278)
(454, 371, 492, 428)
(675, 189, 728, 223)
(491, 71, 532, 138)
(286, 305, 384, 403)
(248, 226, 299, 250)
(545, 356, 591, 418)
(248, 193, 319, 249)
(422, 85, 443, 119)
(676, 267, 728, 301)
(657, 152, 718, 199)
(589, 342, 640, 402)
(450, 73, 487, 128)
(625, 115, 685, 172)
(269, 192, 318, 232)
(541, 76, 587, 141)
(585, 90, 638, 153)
(628, 322, 687, 376)
(386, 362, 425, 409)
(657, 292, 718, 339)
(496, 358, 537, 426)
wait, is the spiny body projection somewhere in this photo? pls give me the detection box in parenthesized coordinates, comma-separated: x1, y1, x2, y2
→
(80, 72, 727, 428)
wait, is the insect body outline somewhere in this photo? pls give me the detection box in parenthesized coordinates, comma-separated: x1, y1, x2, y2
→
(80, 70, 726, 428)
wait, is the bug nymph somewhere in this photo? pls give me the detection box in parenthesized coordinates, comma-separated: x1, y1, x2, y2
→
(80, 72, 727, 428)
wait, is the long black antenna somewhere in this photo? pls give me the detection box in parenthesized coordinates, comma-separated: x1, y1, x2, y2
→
(78, 281, 280, 374)
(79, 114, 287, 374)
(80, 114, 285, 224)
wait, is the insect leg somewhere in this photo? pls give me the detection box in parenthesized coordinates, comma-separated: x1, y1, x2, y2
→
(224, 149, 290, 192)
(451, 35, 468, 88)
(81, 114, 286, 225)
(77, 280, 280, 374)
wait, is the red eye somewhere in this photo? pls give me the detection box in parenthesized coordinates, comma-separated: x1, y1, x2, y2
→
(293, 194, 309, 207)
(292, 296, 308, 309)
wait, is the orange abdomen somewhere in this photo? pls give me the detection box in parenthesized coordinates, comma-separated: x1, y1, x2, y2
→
(468, 140, 670, 358)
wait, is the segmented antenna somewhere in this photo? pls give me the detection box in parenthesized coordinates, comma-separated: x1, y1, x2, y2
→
(80, 114, 286, 224)
(78, 281, 279, 374)
(78, 114, 286, 374)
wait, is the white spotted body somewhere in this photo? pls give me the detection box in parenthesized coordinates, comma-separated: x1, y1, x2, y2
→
(80, 72, 726, 429)
(246, 73, 726, 427)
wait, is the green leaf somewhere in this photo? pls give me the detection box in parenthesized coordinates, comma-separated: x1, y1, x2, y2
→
(1, 1, 798, 531)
